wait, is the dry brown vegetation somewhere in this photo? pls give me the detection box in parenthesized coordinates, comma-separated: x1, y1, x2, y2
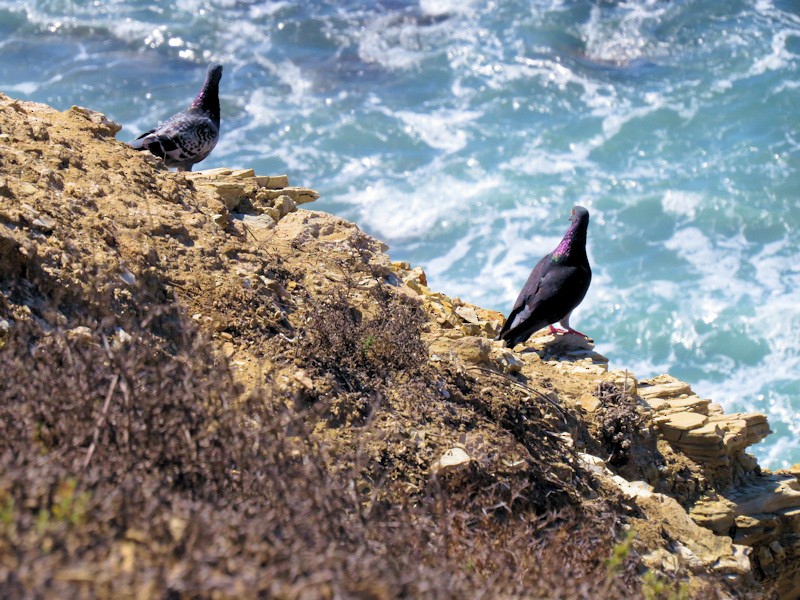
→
(0, 271, 645, 599)
(592, 381, 646, 469)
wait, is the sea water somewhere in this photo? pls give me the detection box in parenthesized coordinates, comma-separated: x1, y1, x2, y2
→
(1, 0, 798, 468)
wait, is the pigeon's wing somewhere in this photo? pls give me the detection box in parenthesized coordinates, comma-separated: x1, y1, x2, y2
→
(170, 118, 218, 163)
(497, 254, 551, 341)
(132, 113, 218, 167)
(528, 263, 590, 324)
(499, 260, 590, 346)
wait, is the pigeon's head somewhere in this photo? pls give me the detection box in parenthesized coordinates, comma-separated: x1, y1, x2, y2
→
(553, 205, 590, 259)
(570, 206, 589, 227)
(206, 63, 223, 85)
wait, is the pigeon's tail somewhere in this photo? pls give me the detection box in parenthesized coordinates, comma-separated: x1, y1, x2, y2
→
(497, 330, 528, 349)
(129, 129, 155, 151)
(129, 133, 179, 161)
(496, 318, 548, 349)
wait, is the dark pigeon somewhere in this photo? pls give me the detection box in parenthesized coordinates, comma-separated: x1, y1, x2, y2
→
(497, 206, 592, 348)
(130, 63, 222, 172)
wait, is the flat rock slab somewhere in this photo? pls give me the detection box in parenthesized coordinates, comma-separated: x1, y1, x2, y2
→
(655, 412, 708, 440)
(639, 374, 693, 400)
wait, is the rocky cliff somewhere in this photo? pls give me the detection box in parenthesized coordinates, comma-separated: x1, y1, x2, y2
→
(0, 92, 798, 599)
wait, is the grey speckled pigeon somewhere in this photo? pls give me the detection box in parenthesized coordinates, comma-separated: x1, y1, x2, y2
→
(497, 206, 592, 348)
(130, 63, 222, 172)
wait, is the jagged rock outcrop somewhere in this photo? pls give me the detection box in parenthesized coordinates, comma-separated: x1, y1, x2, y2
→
(183, 167, 319, 229)
(390, 211, 800, 598)
(634, 373, 800, 594)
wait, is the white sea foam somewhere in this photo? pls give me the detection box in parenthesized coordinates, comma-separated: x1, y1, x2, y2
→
(661, 190, 703, 219)
(439, 202, 586, 308)
(752, 240, 791, 290)
(242, 88, 282, 127)
(425, 225, 487, 282)
(747, 30, 795, 78)
(247, 2, 291, 20)
(507, 145, 589, 175)
(696, 358, 800, 470)
(357, 14, 430, 70)
(419, 0, 478, 17)
(251, 55, 313, 101)
(505, 56, 614, 108)
(339, 155, 384, 180)
(664, 227, 752, 300)
(395, 109, 480, 153)
(580, 1, 668, 66)
(107, 20, 163, 45)
(759, 437, 800, 470)
(599, 99, 659, 139)
(338, 173, 503, 241)
(661, 228, 800, 468)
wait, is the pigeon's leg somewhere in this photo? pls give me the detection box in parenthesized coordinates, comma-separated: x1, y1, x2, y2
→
(558, 313, 588, 338)
(548, 324, 566, 335)
(565, 327, 588, 337)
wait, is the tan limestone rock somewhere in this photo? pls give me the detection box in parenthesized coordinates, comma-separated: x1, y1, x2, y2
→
(661, 396, 711, 415)
(185, 169, 317, 224)
(643, 397, 670, 411)
(231, 213, 277, 233)
(198, 181, 247, 211)
(495, 350, 523, 374)
(636, 493, 751, 576)
(436, 336, 492, 366)
(254, 186, 319, 205)
(3, 91, 799, 598)
(17, 182, 39, 196)
(577, 393, 601, 413)
(186, 167, 254, 180)
(638, 375, 693, 400)
(732, 476, 800, 516)
(274, 194, 297, 217)
(431, 447, 471, 476)
(690, 496, 737, 534)
(254, 174, 289, 188)
(454, 304, 480, 324)
(734, 513, 780, 546)
(66, 105, 122, 136)
(641, 548, 680, 574)
(654, 412, 707, 441)
(262, 207, 281, 222)
(551, 358, 608, 376)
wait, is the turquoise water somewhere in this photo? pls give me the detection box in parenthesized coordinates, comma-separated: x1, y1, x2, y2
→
(1, 0, 798, 468)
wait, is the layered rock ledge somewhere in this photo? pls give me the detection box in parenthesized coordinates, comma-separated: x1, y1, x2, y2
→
(1, 92, 798, 598)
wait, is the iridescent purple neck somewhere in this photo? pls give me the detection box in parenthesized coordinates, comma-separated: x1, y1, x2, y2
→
(191, 80, 219, 112)
(190, 66, 222, 124)
(552, 216, 588, 260)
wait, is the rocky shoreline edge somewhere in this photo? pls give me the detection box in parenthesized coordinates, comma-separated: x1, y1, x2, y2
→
(1, 92, 798, 598)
